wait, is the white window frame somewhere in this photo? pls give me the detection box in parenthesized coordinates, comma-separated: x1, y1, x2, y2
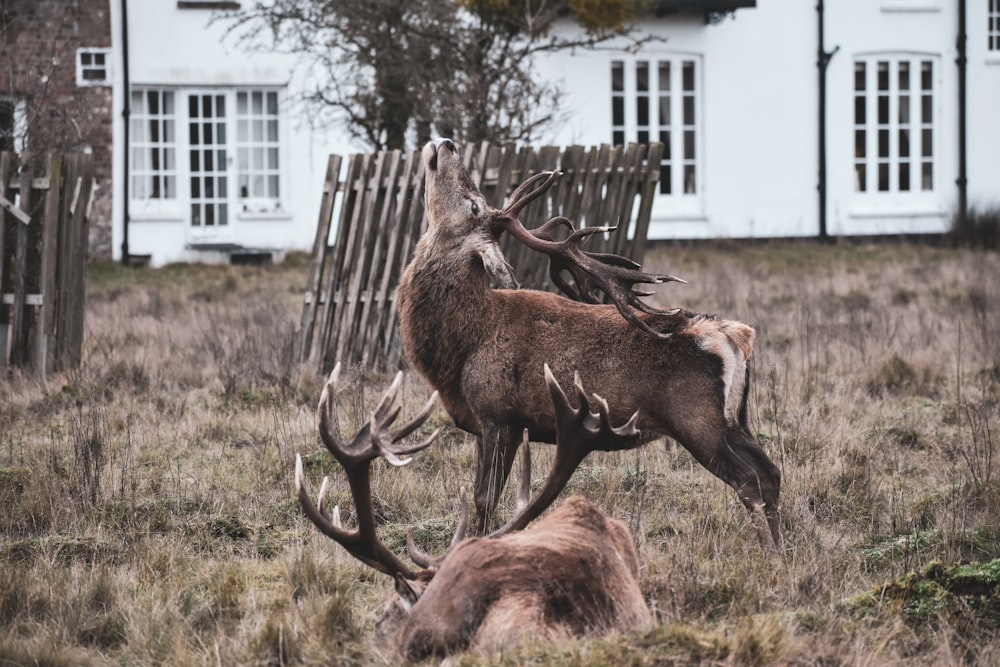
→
(76, 48, 112, 87)
(851, 53, 940, 213)
(127, 86, 287, 230)
(611, 53, 704, 220)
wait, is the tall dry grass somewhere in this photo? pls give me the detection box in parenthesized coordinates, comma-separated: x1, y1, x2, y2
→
(0, 242, 998, 666)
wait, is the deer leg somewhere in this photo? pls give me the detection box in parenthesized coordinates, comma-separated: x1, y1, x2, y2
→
(472, 425, 521, 534)
(721, 426, 782, 557)
(678, 423, 782, 557)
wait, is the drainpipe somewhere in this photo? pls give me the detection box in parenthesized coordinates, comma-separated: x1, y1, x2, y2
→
(817, 0, 839, 242)
(119, 0, 131, 265)
(956, 0, 968, 230)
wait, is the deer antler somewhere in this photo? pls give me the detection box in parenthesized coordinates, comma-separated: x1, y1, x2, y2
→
(295, 363, 440, 579)
(489, 364, 642, 538)
(495, 171, 686, 339)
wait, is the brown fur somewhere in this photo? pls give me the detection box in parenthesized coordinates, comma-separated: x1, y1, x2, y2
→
(397, 140, 782, 554)
(395, 495, 651, 661)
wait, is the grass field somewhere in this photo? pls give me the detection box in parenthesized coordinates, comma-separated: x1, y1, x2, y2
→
(1, 241, 998, 666)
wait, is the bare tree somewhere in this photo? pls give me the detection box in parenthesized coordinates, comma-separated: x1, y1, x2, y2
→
(223, 0, 656, 151)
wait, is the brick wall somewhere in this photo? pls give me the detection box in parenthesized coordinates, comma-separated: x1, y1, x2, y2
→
(0, 0, 114, 259)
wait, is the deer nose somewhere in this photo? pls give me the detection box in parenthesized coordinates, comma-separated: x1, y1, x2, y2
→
(433, 138, 456, 153)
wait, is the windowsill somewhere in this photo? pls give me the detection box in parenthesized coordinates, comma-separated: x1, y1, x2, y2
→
(880, 1, 939, 13)
(237, 210, 293, 221)
(650, 214, 709, 223)
(129, 211, 184, 223)
(847, 208, 946, 220)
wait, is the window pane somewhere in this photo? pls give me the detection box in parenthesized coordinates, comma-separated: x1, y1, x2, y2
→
(922, 128, 932, 157)
(682, 62, 694, 91)
(921, 94, 932, 123)
(855, 163, 866, 192)
(658, 97, 670, 126)
(854, 96, 865, 124)
(637, 130, 649, 145)
(612, 130, 625, 146)
(898, 95, 909, 124)
(266, 92, 277, 115)
(854, 62, 866, 91)
(658, 62, 670, 91)
(237, 92, 248, 114)
(683, 96, 694, 125)
(855, 130, 866, 158)
(898, 61, 910, 91)
(636, 62, 648, 92)
(148, 91, 159, 114)
(660, 165, 671, 194)
(684, 130, 695, 160)
(899, 162, 910, 191)
(267, 120, 278, 141)
(921, 162, 932, 190)
(878, 129, 889, 157)
(188, 94, 198, 118)
(878, 95, 889, 124)
(878, 162, 889, 191)
(637, 97, 649, 126)
(877, 61, 889, 90)
(921, 61, 932, 90)
(611, 61, 624, 91)
(898, 129, 910, 157)
(683, 164, 695, 193)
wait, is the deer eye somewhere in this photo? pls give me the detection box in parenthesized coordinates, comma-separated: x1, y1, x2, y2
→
(470, 201, 480, 216)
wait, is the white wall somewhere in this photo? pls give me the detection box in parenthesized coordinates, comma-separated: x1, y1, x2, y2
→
(536, 0, 995, 240)
(109, 1, 357, 266)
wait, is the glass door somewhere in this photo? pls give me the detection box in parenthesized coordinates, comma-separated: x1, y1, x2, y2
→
(187, 92, 232, 241)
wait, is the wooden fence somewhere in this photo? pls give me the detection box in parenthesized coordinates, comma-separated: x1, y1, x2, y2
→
(1, 151, 94, 375)
(300, 142, 664, 374)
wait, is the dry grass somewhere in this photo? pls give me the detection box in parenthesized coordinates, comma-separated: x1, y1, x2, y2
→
(1, 242, 998, 666)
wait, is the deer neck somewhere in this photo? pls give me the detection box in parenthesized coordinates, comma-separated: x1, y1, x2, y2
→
(398, 235, 496, 423)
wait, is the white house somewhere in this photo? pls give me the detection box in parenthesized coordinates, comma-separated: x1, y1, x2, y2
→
(108, 0, 354, 266)
(108, 0, 1000, 266)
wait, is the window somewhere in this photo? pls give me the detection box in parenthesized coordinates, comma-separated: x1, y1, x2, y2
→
(853, 56, 936, 194)
(77, 48, 111, 86)
(131, 90, 177, 201)
(128, 87, 284, 228)
(991, 0, 1000, 51)
(611, 56, 701, 203)
(236, 90, 280, 210)
(1, 99, 15, 151)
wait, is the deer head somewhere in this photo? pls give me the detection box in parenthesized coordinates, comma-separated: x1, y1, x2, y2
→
(295, 362, 651, 659)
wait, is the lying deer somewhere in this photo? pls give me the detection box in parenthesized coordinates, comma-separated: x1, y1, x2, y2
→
(295, 363, 652, 660)
(397, 138, 782, 556)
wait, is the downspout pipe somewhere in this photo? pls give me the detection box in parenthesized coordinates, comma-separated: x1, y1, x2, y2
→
(956, 0, 968, 230)
(817, 0, 838, 242)
(119, 0, 131, 265)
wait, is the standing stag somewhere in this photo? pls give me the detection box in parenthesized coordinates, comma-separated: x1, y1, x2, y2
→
(397, 138, 782, 556)
(295, 363, 652, 660)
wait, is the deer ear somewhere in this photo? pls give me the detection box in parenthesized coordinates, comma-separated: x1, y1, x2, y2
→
(477, 244, 519, 290)
(395, 574, 421, 610)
